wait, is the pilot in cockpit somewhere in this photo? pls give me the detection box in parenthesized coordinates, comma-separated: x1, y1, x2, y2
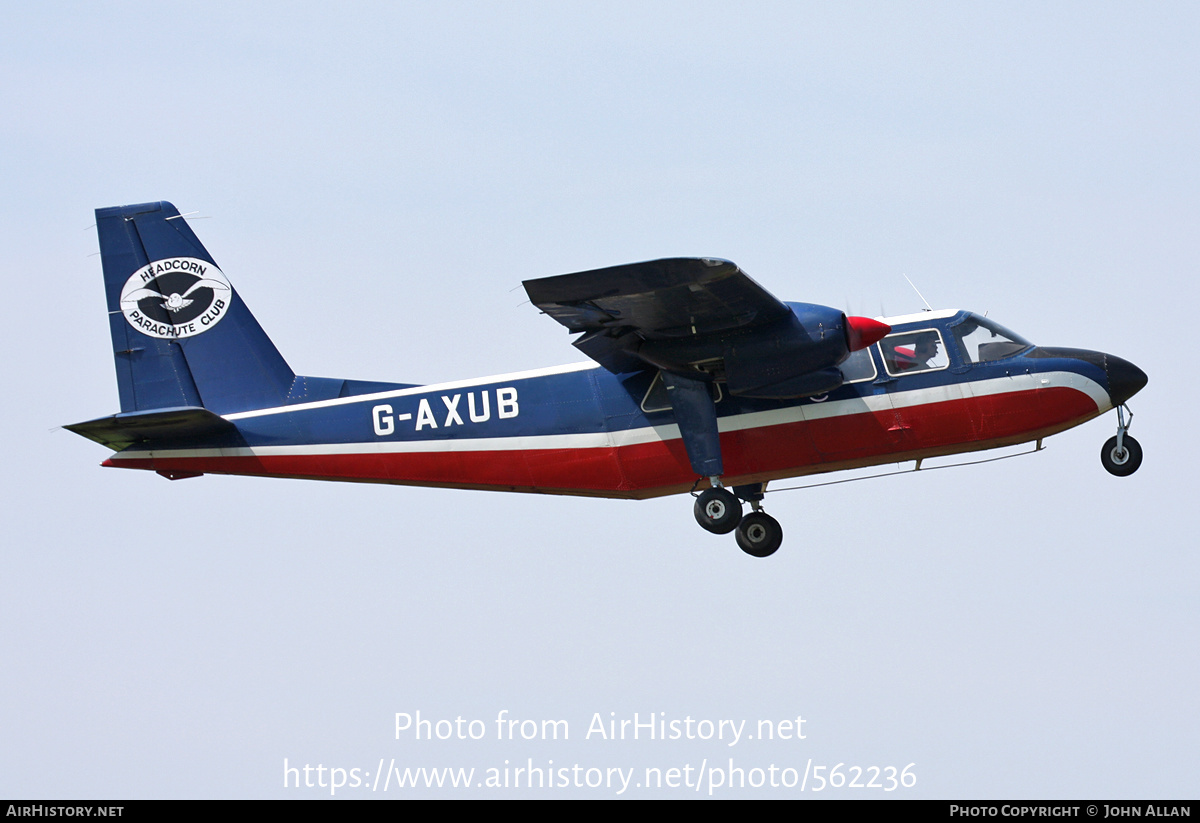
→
(913, 334, 940, 369)
(891, 332, 941, 372)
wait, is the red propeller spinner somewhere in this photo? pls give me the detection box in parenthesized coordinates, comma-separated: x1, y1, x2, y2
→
(846, 315, 891, 351)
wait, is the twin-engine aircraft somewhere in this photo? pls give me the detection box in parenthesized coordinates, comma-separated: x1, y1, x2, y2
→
(68, 201, 1147, 557)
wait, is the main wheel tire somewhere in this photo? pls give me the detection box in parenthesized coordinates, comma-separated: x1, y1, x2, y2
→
(736, 512, 783, 557)
(693, 488, 743, 534)
(1101, 434, 1142, 477)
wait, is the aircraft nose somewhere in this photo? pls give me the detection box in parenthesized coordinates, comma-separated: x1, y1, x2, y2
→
(1027, 346, 1146, 407)
(1105, 354, 1147, 406)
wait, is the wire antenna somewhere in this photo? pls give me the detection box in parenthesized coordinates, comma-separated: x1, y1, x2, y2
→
(903, 273, 934, 312)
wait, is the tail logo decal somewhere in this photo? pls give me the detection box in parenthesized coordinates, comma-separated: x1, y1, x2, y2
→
(119, 257, 233, 339)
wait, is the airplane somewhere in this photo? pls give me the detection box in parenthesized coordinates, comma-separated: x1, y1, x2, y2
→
(68, 201, 1148, 557)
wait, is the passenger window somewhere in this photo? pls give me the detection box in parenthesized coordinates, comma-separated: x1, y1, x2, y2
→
(839, 347, 877, 383)
(880, 330, 948, 376)
(640, 371, 671, 413)
(640, 371, 722, 413)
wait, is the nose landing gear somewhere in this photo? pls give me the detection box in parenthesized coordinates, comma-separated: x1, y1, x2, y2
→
(1101, 404, 1142, 477)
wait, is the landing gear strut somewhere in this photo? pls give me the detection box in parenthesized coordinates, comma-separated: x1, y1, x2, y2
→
(668, 371, 784, 556)
(1101, 404, 1142, 477)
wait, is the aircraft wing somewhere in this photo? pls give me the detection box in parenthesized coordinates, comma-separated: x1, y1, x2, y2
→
(523, 258, 792, 373)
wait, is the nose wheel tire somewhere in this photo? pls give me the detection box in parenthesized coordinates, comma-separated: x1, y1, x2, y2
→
(693, 487, 743, 534)
(735, 512, 783, 558)
(1101, 434, 1142, 477)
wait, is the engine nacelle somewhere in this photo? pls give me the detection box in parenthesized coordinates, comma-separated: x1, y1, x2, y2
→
(633, 302, 889, 400)
(723, 303, 852, 398)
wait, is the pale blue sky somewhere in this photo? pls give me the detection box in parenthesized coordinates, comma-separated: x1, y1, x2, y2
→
(2, 1, 1195, 798)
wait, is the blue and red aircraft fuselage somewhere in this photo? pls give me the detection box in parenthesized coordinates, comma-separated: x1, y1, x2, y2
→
(98, 310, 1139, 497)
(69, 201, 1147, 558)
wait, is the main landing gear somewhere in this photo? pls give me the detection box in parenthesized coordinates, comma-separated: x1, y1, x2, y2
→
(693, 485, 742, 534)
(667, 371, 783, 556)
(1101, 403, 1142, 477)
(693, 480, 783, 558)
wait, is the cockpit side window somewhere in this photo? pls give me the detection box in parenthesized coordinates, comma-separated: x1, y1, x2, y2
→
(880, 329, 948, 376)
(953, 316, 1033, 364)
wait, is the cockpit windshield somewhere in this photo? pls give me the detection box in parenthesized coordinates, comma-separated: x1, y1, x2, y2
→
(952, 314, 1033, 363)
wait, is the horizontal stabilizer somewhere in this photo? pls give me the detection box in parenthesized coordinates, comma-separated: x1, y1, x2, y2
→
(65, 406, 239, 452)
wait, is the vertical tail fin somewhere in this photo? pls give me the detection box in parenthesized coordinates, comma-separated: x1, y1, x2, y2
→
(97, 201, 295, 414)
